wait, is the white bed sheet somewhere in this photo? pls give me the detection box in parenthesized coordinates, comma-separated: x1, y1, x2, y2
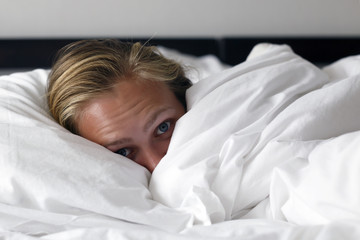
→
(1, 44, 360, 239)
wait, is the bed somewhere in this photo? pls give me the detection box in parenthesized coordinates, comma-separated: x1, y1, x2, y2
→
(1, 37, 360, 239)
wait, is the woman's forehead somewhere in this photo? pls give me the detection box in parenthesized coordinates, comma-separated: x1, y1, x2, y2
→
(76, 79, 184, 144)
(80, 80, 172, 122)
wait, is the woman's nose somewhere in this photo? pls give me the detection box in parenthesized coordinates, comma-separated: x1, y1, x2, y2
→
(141, 142, 169, 173)
(142, 149, 164, 173)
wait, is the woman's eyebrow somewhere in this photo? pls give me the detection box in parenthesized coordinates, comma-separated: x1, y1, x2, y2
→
(104, 107, 173, 148)
(143, 107, 173, 132)
(104, 138, 132, 148)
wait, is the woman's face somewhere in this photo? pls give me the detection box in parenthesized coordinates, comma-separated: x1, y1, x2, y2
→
(77, 80, 185, 173)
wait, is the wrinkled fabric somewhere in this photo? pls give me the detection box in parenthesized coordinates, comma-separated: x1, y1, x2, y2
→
(150, 44, 360, 227)
(1, 44, 360, 239)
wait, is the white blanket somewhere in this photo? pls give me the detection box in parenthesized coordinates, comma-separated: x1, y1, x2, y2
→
(1, 44, 360, 239)
(151, 43, 360, 225)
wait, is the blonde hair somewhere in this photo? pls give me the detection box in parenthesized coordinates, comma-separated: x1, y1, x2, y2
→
(47, 39, 191, 134)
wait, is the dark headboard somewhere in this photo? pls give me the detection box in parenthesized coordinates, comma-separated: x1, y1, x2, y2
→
(0, 37, 359, 70)
(223, 37, 360, 66)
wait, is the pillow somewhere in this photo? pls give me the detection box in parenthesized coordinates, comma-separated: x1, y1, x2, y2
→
(158, 46, 230, 83)
(0, 69, 195, 233)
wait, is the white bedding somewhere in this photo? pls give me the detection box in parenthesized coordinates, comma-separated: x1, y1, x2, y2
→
(1, 44, 360, 239)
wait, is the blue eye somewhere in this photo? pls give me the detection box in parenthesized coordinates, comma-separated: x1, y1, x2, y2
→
(157, 121, 170, 135)
(116, 148, 130, 157)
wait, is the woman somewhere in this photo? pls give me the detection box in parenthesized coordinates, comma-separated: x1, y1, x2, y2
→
(47, 39, 192, 173)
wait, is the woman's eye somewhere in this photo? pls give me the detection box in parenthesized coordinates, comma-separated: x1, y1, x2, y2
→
(115, 148, 130, 157)
(156, 121, 170, 135)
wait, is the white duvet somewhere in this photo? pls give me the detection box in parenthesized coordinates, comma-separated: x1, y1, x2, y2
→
(1, 44, 360, 239)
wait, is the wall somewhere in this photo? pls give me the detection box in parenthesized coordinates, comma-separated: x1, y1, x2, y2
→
(1, 0, 360, 38)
